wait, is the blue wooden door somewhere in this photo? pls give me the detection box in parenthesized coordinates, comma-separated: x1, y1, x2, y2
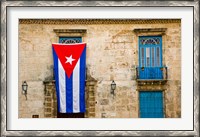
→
(139, 36, 163, 79)
(139, 91, 164, 118)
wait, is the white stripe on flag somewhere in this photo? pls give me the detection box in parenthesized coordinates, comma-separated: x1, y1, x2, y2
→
(73, 59, 80, 112)
(58, 59, 66, 113)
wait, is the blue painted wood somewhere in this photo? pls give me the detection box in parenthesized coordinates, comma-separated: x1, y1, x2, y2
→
(139, 91, 164, 118)
(138, 67, 163, 79)
(139, 36, 163, 79)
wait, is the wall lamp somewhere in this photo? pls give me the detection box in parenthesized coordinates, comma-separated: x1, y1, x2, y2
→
(111, 80, 116, 95)
(22, 81, 28, 100)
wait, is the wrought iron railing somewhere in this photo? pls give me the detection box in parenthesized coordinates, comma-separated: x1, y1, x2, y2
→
(136, 66, 167, 80)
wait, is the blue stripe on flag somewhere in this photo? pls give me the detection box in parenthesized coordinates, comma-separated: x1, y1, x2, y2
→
(79, 46, 86, 112)
(66, 74, 73, 113)
(53, 48, 60, 112)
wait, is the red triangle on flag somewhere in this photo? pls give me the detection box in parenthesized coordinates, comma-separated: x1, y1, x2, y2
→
(53, 43, 86, 78)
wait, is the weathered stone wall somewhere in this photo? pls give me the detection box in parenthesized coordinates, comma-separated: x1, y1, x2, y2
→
(19, 81, 45, 118)
(19, 19, 181, 118)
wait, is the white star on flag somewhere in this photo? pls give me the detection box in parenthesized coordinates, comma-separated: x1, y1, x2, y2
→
(65, 55, 75, 65)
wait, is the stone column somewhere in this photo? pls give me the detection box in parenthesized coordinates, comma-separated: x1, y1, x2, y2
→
(85, 80, 97, 118)
(43, 80, 57, 118)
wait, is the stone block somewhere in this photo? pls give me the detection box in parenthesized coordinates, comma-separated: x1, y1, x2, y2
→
(112, 35, 133, 43)
(45, 114, 52, 117)
(100, 99, 109, 105)
(45, 98, 51, 102)
(127, 105, 136, 111)
(121, 99, 129, 104)
(101, 92, 109, 98)
(113, 43, 125, 49)
(45, 108, 52, 112)
(88, 86, 95, 91)
(89, 113, 95, 118)
(88, 91, 95, 96)
(115, 73, 127, 81)
(89, 96, 95, 102)
(86, 81, 97, 86)
(88, 101, 95, 107)
(116, 106, 126, 111)
(89, 107, 95, 112)
(45, 103, 51, 107)
(166, 104, 174, 112)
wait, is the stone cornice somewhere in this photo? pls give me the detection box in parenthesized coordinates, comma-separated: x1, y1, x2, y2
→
(53, 29, 87, 33)
(53, 29, 87, 37)
(19, 19, 181, 25)
(133, 28, 167, 35)
(134, 28, 167, 33)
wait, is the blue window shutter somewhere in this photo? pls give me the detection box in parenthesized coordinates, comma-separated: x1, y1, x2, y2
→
(139, 91, 164, 118)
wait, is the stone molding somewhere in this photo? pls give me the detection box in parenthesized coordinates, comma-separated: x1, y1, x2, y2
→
(53, 29, 87, 34)
(19, 19, 181, 24)
(136, 84, 167, 91)
(133, 28, 167, 33)
(133, 28, 167, 36)
(53, 29, 87, 37)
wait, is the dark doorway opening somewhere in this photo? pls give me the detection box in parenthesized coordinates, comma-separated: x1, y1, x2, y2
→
(57, 111, 85, 118)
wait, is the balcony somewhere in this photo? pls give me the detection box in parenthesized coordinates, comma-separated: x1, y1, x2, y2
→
(136, 66, 167, 85)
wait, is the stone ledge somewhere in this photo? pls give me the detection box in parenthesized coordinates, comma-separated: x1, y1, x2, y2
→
(133, 28, 167, 33)
(43, 80, 55, 84)
(44, 112, 52, 114)
(54, 29, 87, 34)
(136, 79, 167, 86)
(136, 84, 167, 91)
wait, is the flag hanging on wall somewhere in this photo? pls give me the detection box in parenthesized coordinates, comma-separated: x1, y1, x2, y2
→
(52, 43, 86, 113)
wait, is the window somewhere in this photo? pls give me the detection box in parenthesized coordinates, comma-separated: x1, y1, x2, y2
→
(141, 48, 145, 67)
(59, 37, 82, 43)
(151, 47, 155, 67)
(146, 47, 150, 67)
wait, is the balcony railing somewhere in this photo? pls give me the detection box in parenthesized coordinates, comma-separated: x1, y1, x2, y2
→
(136, 66, 167, 80)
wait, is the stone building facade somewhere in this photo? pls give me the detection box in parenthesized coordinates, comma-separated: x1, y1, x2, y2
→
(19, 19, 181, 118)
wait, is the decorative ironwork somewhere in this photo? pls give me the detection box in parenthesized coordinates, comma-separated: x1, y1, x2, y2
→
(59, 38, 81, 44)
(140, 37, 161, 45)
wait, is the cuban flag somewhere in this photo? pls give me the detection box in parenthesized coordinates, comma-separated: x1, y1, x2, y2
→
(52, 43, 86, 113)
